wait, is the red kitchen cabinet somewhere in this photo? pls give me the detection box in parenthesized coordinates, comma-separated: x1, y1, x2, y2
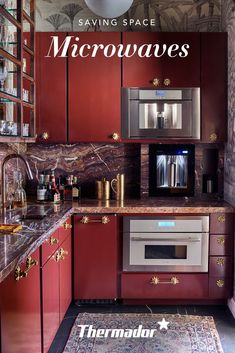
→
(201, 33, 227, 143)
(59, 234, 72, 322)
(36, 32, 67, 143)
(41, 224, 72, 353)
(74, 215, 118, 299)
(0, 249, 41, 353)
(68, 32, 121, 143)
(122, 32, 200, 88)
(121, 273, 208, 299)
(42, 247, 60, 353)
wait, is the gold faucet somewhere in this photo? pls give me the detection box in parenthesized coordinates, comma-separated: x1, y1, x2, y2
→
(1, 154, 33, 216)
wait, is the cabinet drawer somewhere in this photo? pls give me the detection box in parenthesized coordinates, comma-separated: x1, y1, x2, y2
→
(41, 229, 60, 266)
(209, 277, 233, 299)
(59, 217, 72, 244)
(210, 213, 234, 234)
(121, 273, 208, 299)
(209, 234, 233, 256)
(209, 257, 233, 277)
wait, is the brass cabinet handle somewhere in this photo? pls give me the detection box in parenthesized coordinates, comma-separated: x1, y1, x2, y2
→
(150, 276, 179, 285)
(80, 216, 110, 224)
(163, 78, 171, 86)
(15, 256, 38, 281)
(216, 258, 225, 266)
(47, 236, 59, 246)
(217, 215, 225, 223)
(209, 133, 217, 142)
(152, 78, 160, 86)
(216, 279, 224, 288)
(59, 248, 69, 261)
(112, 132, 120, 141)
(63, 222, 72, 230)
(41, 132, 49, 140)
(217, 237, 225, 246)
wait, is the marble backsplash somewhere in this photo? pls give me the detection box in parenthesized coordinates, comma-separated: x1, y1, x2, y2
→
(0, 142, 224, 200)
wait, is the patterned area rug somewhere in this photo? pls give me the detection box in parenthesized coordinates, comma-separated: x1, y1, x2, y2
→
(63, 313, 224, 353)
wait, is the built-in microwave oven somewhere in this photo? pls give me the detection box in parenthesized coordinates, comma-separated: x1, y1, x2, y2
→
(123, 216, 209, 273)
(122, 87, 200, 139)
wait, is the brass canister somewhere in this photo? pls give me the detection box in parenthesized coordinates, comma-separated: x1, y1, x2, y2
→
(96, 181, 103, 200)
(102, 180, 110, 200)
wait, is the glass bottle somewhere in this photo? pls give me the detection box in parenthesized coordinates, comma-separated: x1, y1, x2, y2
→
(72, 176, 81, 201)
(13, 179, 27, 208)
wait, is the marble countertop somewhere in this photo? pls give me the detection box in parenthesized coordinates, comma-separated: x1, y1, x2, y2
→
(72, 198, 234, 214)
(0, 203, 73, 283)
(0, 198, 233, 283)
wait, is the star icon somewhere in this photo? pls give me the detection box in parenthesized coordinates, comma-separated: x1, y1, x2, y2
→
(157, 318, 170, 330)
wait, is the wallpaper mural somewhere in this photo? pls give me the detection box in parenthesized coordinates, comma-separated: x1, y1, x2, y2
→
(222, 0, 235, 302)
(36, 0, 222, 32)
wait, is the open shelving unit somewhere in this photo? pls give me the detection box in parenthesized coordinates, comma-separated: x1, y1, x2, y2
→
(0, 0, 36, 142)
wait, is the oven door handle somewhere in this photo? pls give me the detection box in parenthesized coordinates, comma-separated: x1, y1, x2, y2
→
(130, 237, 201, 242)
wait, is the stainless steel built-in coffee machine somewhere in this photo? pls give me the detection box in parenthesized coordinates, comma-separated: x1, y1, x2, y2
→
(149, 144, 195, 197)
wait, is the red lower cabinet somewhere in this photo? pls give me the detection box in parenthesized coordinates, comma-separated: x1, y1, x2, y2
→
(41, 227, 72, 353)
(42, 250, 60, 353)
(121, 273, 208, 299)
(74, 215, 118, 299)
(0, 249, 41, 353)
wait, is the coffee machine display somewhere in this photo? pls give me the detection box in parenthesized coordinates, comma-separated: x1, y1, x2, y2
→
(149, 144, 195, 197)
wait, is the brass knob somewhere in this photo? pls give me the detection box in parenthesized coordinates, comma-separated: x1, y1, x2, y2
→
(42, 132, 49, 140)
(216, 279, 224, 288)
(80, 216, 89, 224)
(164, 78, 171, 86)
(112, 132, 120, 141)
(217, 237, 225, 246)
(101, 216, 110, 224)
(48, 236, 59, 246)
(216, 258, 225, 266)
(209, 133, 217, 142)
(63, 222, 72, 230)
(217, 215, 225, 223)
(59, 248, 69, 260)
(152, 78, 160, 86)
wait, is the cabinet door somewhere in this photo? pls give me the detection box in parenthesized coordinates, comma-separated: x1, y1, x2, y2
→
(122, 33, 200, 88)
(36, 32, 67, 143)
(74, 215, 118, 299)
(68, 33, 121, 143)
(0, 250, 41, 353)
(42, 251, 60, 353)
(59, 234, 72, 323)
(201, 33, 227, 143)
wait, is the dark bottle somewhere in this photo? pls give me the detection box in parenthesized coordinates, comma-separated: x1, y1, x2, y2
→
(58, 175, 65, 201)
(51, 172, 60, 204)
(45, 183, 54, 202)
(72, 176, 81, 201)
(64, 176, 73, 201)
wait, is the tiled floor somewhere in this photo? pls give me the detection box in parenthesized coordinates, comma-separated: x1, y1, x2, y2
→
(49, 303, 235, 353)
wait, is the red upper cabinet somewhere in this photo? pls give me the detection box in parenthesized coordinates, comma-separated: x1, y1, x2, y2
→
(36, 32, 67, 143)
(68, 32, 121, 143)
(201, 33, 227, 143)
(122, 32, 200, 88)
